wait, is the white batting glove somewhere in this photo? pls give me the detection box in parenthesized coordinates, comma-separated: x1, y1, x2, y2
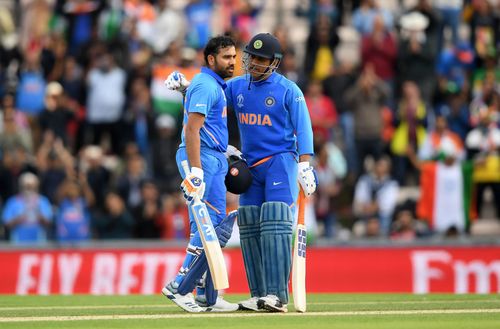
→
(181, 167, 205, 202)
(298, 161, 317, 197)
(224, 145, 244, 161)
(164, 71, 191, 94)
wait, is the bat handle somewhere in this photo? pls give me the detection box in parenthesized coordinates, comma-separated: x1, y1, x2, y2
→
(181, 160, 190, 176)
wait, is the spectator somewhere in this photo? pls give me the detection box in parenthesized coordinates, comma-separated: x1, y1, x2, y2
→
(468, 0, 498, 67)
(391, 81, 428, 185)
(184, 0, 213, 50)
(149, 0, 185, 54)
(0, 100, 33, 154)
(295, 0, 340, 28)
(434, 0, 463, 50)
(54, 174, 95, 243)
(157, 192, 189, 240)
(305, 79, 338, 141)
(132, 180, 161, 239)
(1, 173, 53, 244)
(85, 51, 126, 154)
(122, 77, 155, 156)
(435, 41, 474, 100)
(418, 113, 465, 162)
(397, 11, 438, 106)
(304, 14, 339, 82)
(465, 106, 500, 219)
(38, 82, 76, 146)
(435, 91, 471, 142)
(94, 191, 134, 239)
(361, 14, 397, 95)
(352, 0, 394, 36)
(151, 114, 181, 194)
(36, 132, 74, 204)
(81, 145, 112, 214)
(15, 52, 47, 117)
(344, 65, 389, 175)
(322, 60, 358, 170)
(313, 136, 346, 238)
(390, 204, 418, 241)
(116, 153, 148, 210)
(353, 156, 399, 235)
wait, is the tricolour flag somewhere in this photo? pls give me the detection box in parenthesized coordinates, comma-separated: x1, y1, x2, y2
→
(417, 161, 475, 233)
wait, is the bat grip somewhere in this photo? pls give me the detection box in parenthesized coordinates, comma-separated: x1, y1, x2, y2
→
(181, 160, 190, 176)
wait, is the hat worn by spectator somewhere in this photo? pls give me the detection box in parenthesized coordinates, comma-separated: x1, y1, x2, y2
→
(46, 81, 64, 96)
(156, 114, 176, 129)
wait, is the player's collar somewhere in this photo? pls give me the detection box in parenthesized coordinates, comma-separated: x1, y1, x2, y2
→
(201, 67, 227, 89)
(252, 71, 278, 85)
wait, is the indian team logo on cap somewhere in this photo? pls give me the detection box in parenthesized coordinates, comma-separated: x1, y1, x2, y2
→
(265, 96, 275, 107)
(253, 40, 263, 49)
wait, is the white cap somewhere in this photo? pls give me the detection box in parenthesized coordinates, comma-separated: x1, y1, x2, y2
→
(156, 114, 176, 129)
(440, 138, 457, 158)
(400, 12, 429, 32)
(85, 145, 103, 160)
(46, 81, 64, 96)
(19, 172, 39, 187)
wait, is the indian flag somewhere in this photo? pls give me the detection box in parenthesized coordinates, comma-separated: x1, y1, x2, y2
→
(150, 64, 198, 117)
(417, 161, 475, 233)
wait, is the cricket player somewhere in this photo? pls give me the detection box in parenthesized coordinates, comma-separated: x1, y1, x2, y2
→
(168, 33, 317, 313)
(226, 32, 317, 313)
(161, 35, 239, 313)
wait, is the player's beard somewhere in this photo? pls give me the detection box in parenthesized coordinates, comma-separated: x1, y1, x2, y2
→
(213, 59, 234, 79)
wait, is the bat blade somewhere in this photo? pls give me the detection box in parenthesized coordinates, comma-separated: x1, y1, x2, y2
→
(191, 201, 229, 290)
(182, 160, 229, 290)
(292, 190, 307, 312)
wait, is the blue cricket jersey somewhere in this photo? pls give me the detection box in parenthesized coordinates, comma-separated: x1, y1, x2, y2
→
(226, 72, 314, 166)
(180, 67, 228, 153)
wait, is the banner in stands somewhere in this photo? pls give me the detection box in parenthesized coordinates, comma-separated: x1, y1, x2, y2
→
(0, 246, 499, 294)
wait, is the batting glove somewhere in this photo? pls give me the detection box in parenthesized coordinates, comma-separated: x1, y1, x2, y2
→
(164, 71, 191, 94)
(298, 161, 317, 197)
(224, 145, 245, 162)
(181, 167, 205, 202)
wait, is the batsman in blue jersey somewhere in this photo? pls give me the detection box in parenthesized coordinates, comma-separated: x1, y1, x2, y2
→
(161, 35, 239, 313)
(225, 33, 317, 313)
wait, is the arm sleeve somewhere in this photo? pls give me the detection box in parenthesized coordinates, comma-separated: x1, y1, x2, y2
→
(185, 82, 217, 116)
(38, 197, 53, 222)
(2, 198, 20, 224)
(287, 84, 314, 156)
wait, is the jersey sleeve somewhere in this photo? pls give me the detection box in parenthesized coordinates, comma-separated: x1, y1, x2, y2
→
(1, 198, 21, 224)
(185, 81, 217, 117)
(286, 83, 314, 156)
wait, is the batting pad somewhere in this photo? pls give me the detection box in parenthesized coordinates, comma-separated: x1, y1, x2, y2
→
(177, 211, 237, 306)
(238, 205, 266, 298)
(260, 201, 293, 304)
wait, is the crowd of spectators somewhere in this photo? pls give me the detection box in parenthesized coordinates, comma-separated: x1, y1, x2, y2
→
(0, 0, 499, 244)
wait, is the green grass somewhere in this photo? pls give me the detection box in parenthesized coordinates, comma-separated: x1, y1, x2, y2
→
(0, 294, 499, 329)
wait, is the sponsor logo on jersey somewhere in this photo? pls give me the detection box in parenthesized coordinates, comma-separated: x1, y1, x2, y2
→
(238, 113, 272, 126)
(295, 96, 305, 102)
(265, 96, 275, 107)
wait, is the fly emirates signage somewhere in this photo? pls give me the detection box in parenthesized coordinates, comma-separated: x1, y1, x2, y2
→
(0, 247, 498, 295)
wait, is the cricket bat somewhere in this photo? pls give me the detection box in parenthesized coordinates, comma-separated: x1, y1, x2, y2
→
(181, 160, 229, 290)
(292, 189, 307, 312)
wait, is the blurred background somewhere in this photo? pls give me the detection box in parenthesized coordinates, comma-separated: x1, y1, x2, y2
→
(0, 0, 499, 248)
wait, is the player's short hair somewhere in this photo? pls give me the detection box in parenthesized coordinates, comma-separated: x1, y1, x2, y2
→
(203, 35, 236, 65)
